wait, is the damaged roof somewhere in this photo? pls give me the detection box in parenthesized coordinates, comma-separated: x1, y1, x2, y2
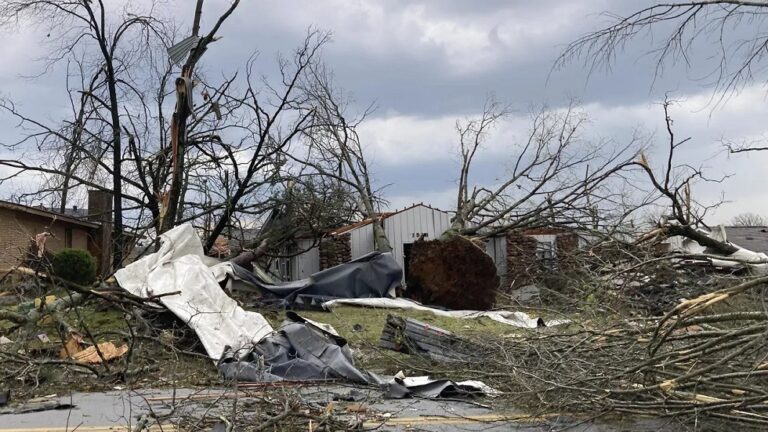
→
(330, 203, 450, 235)
(725, 226, 768, 254)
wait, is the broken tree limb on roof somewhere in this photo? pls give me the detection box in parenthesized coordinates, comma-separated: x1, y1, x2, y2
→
(406, 235, 499, 310)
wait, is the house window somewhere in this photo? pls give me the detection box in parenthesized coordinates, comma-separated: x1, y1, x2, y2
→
(65, 228, 73, 248)
(535, 239, 556, 269)
(278, 257, 291, 280)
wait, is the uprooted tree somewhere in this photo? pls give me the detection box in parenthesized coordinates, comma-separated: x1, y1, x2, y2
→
(407, 97, 643, 309)
(632, 98, 739, 254)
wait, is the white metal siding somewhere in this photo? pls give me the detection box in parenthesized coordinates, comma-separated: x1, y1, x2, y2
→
(486, 236, 507, 284)
(384, 205, 451, 277)
(285, 205, 452, 282)
(290, 239, 320, 280)
(350, 225, 374, 259)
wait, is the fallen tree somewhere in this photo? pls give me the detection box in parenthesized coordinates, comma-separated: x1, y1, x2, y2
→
(407, 98, 640, 309)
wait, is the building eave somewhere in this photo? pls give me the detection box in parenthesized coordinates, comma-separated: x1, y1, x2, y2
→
(0, 200, 100, 229)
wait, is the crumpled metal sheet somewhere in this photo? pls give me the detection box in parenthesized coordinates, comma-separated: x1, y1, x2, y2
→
(218, 313, 496, 399)
(213, 251, 403, 307)
(167, 35, 200, 65)
(218, 313, 368, 384)
(115, 224, 274, 360)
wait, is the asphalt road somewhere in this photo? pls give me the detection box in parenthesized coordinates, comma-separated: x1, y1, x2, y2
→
(0, 386, 684, 432)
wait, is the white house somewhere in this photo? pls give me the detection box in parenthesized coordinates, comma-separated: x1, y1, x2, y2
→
(279, 204, 453, 283)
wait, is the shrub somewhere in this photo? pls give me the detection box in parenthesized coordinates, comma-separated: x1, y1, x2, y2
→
(52, 248, 97, 286)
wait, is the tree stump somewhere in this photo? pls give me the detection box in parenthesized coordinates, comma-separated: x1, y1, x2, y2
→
(406, 236, 499, 310)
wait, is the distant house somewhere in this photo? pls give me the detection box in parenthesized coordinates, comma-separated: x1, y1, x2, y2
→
(487, 226, 584, 289)
(0, 200, 99, 271)
(275, 203, 588, 288)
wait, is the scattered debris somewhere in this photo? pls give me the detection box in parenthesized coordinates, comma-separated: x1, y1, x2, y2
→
(34, 295, 56, 308)
(0, 396, 74, 415)
(59, 332, 85, 359)
(323, 297, 569, 328)
(70, 342, 129, 364)
(115, 223, 273, 359)
(33, 231, 53, 258)
(510, 284, 541, 304)
(379, 314, 477, 362)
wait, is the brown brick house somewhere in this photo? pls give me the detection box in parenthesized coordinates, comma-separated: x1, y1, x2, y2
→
(0, 200, 99, 271)
(0, 190, 119, 274)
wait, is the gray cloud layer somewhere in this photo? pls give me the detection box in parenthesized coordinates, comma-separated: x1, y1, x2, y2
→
(1, 0, 767, 223)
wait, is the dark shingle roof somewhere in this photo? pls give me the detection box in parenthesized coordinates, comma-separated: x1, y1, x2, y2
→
(725, 226, 768, 254)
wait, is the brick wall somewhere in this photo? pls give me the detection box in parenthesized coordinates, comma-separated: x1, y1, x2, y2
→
(505, 231, 540, 288)
(318, 233, 351, 270)
(0, 207, 91, 270)
(504, 227, 580, 288)
(555, 231, 580, 271)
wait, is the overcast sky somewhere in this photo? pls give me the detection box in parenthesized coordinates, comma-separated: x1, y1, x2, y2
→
(1, 0, 768, 224)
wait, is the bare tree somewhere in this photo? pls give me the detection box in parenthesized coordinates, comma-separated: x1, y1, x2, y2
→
(0, 0, 175, 266)
(731, 212, 768, 226)
(448, 97, 642, 238)
(0, 2, 347, 268)
(291, 62, 392, 252)
(556, 1, 768, 152)
(159, 0, 240, 234)
(634, 98, 738, 254)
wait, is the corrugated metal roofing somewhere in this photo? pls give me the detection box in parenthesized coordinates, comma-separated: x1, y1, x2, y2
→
(167, 35, 200, 65)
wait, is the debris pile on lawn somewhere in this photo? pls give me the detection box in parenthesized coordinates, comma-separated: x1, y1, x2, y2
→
(113, 223, 498, 398)
(457, 274, 768, 426)
(379, 314, 478, 362)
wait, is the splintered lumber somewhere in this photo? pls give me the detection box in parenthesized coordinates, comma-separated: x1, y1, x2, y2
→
(406, 236, 499, 310)
(379, 314, 477, 362)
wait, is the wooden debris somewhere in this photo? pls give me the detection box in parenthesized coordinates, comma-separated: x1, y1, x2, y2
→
(69, 342, 128, 364)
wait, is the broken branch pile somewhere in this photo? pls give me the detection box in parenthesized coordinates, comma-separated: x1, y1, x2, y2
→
(452, 275, 768, 426)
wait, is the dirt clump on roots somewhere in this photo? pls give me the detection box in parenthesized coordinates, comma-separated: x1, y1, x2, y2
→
(406, 236, 499, 310)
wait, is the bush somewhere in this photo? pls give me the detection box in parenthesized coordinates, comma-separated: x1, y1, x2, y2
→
(52, 248, 97, 286)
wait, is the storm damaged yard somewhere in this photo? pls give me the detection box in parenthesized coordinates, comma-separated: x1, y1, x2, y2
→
(4, 0, 768, 431)
(4, 221, 768, 431)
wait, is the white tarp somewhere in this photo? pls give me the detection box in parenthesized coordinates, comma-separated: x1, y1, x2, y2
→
(114, 224, 273, 360)
(322, 297, 570, 328)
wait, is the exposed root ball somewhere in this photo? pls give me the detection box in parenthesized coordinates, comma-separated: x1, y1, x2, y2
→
(406, 236, 499, 310)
